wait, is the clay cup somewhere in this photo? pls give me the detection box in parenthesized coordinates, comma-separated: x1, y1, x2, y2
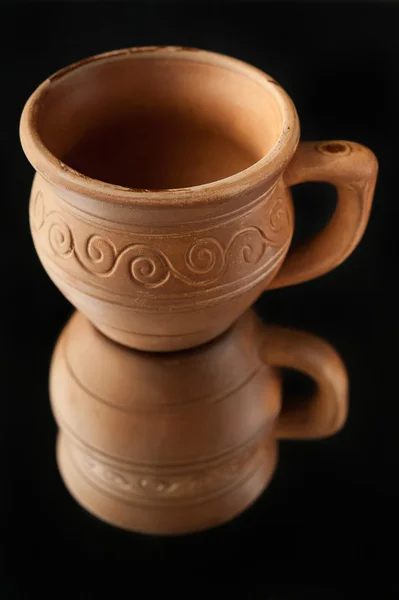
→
(20, 47, 378, 351)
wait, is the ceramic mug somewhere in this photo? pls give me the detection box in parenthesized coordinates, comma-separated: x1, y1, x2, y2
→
(20, 47, 378, 351)
(51, 310, 348, 535)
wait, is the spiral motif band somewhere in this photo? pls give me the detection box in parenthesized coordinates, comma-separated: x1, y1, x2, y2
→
(32, 187, 291, 289)
(71, 442, 258, 503)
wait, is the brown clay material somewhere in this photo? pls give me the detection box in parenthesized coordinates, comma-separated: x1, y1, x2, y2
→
(50, 310, 348, 535)
(20, 47, 378, 351)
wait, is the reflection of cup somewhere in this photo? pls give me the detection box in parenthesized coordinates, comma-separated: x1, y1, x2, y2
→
(21, 47, 378, 351)
(51, 309, 348, 535)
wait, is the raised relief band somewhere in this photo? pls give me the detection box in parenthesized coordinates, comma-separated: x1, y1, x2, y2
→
(31, 186, 291, 297)
(65, 436, 263, 507)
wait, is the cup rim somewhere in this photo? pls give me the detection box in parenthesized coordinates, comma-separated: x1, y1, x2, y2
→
(20, 46, 300, 207)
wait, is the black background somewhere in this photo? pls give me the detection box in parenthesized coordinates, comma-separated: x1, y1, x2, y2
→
(1, 1, 399, 597)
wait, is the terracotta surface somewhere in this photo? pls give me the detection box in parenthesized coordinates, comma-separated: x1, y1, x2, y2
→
(20, 47, 378, 351)
(50, 310, 348, 535)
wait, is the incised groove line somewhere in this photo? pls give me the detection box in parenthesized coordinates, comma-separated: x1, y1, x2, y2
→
(53, 406, 270, 471)
(51, 179, 280, 233)
(62, 332, 265, 413)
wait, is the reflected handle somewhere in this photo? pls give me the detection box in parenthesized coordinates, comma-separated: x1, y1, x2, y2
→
(260, 325, 348, 439)
(269, 140, 378, 289)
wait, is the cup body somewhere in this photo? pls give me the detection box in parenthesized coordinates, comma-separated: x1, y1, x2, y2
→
(21, 47, 299, 351)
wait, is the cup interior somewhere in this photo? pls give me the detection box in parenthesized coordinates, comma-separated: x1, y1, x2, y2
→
(34, 50, 285, 190)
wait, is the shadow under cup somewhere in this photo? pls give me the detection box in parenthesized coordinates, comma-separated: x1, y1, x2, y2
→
(34, 50, 285, 190)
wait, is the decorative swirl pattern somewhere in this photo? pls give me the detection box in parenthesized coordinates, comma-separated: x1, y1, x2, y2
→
(32, 190, 45, 229)
(139, 478, 174, 494)
(265, 198, 290, 245)
(76, 445, 257, 501)
(102, 469, 130, 488)
(185, 237, 225, 276)
(48, 221, 73, 256)
(228, 226, 266, 266)
(80, 235, 116, 274)
(129, 246, 170, 288)
(32, 187, 291, 289)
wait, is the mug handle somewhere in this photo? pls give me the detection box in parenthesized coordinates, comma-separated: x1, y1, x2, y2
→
(268, 140, 378, 289)
(260, 325, 348, 439)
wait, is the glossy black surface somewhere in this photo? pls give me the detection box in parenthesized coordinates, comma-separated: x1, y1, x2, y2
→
(1, 1, 398, 595)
